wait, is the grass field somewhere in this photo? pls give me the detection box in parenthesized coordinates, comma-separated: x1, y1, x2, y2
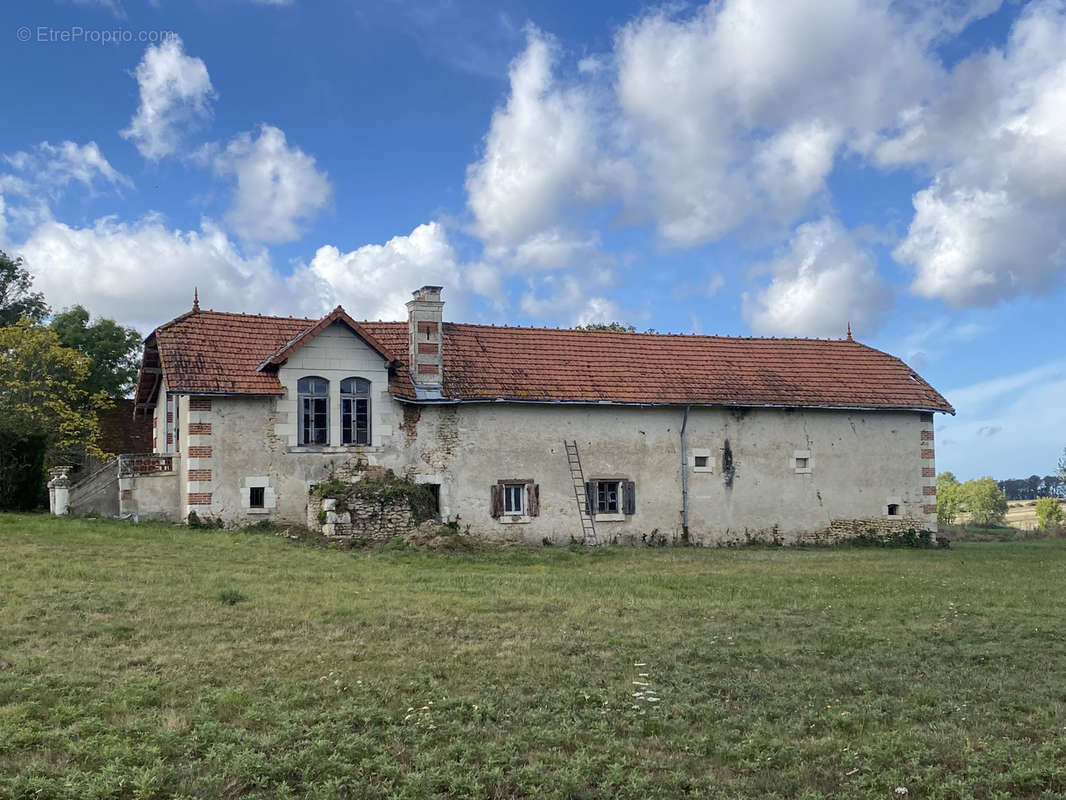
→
(2, 515, 1066, 799)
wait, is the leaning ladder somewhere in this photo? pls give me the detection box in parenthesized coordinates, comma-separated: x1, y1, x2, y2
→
(564, 440, 598, 546)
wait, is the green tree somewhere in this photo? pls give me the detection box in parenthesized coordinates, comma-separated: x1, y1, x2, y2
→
(1035, 497, 1064, 530)
(50, 305, 143, 397)
(0, 319, 103, 466)
(962, 476, 1008, 527)
(0, 250, 48, 326)
(575, 321, 638, 333)
(936, 471, 963, 526)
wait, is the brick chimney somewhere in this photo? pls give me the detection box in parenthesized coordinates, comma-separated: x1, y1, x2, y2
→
(407, 285, 444, 392)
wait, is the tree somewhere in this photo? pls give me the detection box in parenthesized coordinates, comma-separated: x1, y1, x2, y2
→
(0, 319, 102, 467)
(937, 471, 963, 526)
(50, 305, 143, 398)
(1060, 447, 1066, 482)
(1035, 497, 1064, 530)
(962, 476, 1008, 527)
(575, 322, 638, 333)
(0, 250, 48, 327)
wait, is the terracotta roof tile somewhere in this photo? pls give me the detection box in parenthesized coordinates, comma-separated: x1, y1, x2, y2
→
(134, 310, 953, 413)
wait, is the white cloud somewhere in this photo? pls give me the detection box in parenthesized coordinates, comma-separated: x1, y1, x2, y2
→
(15, 213, 472, 331)
(465, 29, 607, 248)
(519, 272, 620, 326)
(609, 0, 967, 246)
(3, 140, 130, 196)
(742, 217, 891, 338)
(121, 36, 215, 160)
(210, 124, 332, 245)
(305, 222, 463, 321)
(888, 0, 1066, 306)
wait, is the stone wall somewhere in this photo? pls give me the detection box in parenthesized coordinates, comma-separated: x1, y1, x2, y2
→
(307, 465, 426, 542)
(823, 517, 931, 543)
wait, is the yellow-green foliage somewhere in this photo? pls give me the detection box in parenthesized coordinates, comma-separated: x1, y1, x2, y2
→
(1035, 497, 1064, 530)
(936, 471, 963, 526)
(0, 319, 103, 462)
(963, 476, 1009, 527)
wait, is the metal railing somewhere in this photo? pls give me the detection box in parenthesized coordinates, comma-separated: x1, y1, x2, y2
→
(118, 453, 175, 476)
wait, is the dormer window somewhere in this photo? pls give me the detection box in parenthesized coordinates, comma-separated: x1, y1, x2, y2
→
(341, 377, 371, 445)
(298, 377, 329, 445)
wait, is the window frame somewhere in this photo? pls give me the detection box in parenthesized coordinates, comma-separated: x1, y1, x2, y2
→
(340, 377, 371, 446)
(491, 479, 539, 521)
(597, 480, 621, 514)
(503, 483, 525, 515)
(249, 486, 265, 509)
(297, 376, 330, 446)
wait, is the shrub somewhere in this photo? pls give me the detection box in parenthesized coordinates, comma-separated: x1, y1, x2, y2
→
(963, 477, 1008, 527)
(217, 588, 246, 605)
(1035, 497, 1064, 530)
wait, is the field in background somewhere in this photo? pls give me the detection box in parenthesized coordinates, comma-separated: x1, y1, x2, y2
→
(1004, 498, 1064, 531)
(2, 515, 1065, 799)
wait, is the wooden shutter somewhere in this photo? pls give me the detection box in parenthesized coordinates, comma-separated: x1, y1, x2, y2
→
(490, 484, 504, 518)
(528, 483, 540, 517)
(623, 480, 636, 515)
(584, 481, 596, 515)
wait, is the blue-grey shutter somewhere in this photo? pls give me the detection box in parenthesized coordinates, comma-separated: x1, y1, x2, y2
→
(623, 481, 636, 515)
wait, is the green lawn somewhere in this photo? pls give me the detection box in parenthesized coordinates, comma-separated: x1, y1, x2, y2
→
(2, 516, 1065, 799)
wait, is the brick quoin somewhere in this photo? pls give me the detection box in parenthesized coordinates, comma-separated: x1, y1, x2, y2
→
(188, 422, 212, 435)
(923, 485, 937, 496)
(188, 445, 212, 458)
(120, 489, 132, 500)
(921, 448, 935, 460)
(417, 363, 439, 374)
(922, 504, 937, 515)
(189, 397, 212, 411)
(417, 321, 438, 335)
(417, 341, 438, 355)
(167, 411, 173, 423)
(187, 469, 212, 481)
(166, 433, 173, 445)
(920, 430, 934, 441)
(922, 467, 936, 478)
(188, 493, 212, 505)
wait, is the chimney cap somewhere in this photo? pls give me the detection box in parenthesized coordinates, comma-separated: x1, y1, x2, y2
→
(412, 285, 443, 300)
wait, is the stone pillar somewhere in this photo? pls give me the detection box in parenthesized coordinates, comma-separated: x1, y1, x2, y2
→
(48, 467, 73, 516)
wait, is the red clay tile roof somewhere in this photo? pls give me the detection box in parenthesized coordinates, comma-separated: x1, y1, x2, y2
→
(134, 309, 954, 413)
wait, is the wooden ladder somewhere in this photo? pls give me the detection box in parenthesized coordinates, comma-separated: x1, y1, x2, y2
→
(564, 440, 598, 546)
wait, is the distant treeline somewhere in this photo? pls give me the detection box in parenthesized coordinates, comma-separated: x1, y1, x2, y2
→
(997, 475, 1065, 501)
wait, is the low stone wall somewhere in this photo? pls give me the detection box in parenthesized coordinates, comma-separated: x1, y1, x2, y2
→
(307, 464, 433, 542)
(308, 493, 421, 541)
(819, 517, 931, 544)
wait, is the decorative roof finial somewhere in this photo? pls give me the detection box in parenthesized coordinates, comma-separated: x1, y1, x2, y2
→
(193, 287, 200, 312)
(846, 321, 852, 341)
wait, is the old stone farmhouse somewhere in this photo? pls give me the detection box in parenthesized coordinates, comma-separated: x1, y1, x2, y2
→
(64, 285, 954, 545)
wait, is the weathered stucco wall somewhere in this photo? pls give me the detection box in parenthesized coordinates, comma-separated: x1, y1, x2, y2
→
(395, 403, 935, 545)
(164, 323, 938, 542)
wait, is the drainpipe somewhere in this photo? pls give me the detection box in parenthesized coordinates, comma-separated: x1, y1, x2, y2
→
(680, 405, 690, 536)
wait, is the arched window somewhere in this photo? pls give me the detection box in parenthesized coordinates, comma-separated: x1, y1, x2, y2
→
(341, 377, 371, 445)
(298, 376, 329, 445)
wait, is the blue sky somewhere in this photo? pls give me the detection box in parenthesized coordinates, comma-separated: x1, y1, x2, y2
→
(2, 0, 1065, 481)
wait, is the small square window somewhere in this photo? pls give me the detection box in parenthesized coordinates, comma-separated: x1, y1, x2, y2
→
(795, 457, 809, 469)
(887, 503, 900, 516)
(694, 455, 709, 468)
(249, 486, 265, 509)
(503, 483, 524, 515)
